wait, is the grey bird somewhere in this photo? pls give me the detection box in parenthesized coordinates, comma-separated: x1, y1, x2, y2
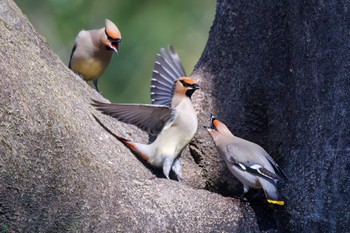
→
(92, 45, 199, 180)
(205, 114, 287, 205)
(69, 19, 121, 92)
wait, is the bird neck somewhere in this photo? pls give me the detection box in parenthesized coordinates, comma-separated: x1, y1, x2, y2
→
(171, 94, 191, 108)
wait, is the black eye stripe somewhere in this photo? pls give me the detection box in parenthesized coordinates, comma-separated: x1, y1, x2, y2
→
(104, 29, 111, 39)
(177, 80, 199, 98)
(179, 80, 191, 87)
(105, 29, 121, 41)
(111, 38, 121, 43)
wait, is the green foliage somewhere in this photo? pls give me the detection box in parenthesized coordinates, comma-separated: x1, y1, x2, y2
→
(15, 0, 215, 102)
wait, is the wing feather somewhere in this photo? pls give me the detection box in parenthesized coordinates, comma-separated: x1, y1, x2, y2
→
(167, 45, 186, 77)
(263, 153, 287, 180)
(92, 100, 175, 135)
(226, 144, 285, 182)
(151, 45, 186, 106)
(68, 38, 78, 69)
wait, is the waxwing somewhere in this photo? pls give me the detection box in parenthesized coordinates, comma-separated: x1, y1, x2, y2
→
(206, 114, 287, 205)
(69, 19, 121, 92)
(92, 45, 199, 180)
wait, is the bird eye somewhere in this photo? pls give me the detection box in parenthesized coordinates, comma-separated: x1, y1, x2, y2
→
(179, 80, 190, 87)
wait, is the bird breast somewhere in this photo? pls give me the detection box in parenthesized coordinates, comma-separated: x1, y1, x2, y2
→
(153, 101, 197, 159)
(71, 58, 107, 80)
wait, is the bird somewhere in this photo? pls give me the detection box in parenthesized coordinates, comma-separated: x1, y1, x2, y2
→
(92, 45, 199, 180)
(205, 114, 287, 205)
(68, 19, 121, 93)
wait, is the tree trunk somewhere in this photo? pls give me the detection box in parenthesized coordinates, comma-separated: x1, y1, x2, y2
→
(0, 0, 349, 232)
(192, 0, 350, 232)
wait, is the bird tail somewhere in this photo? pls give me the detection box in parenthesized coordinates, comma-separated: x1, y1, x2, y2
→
(257, 177, 285, 206)
(92, 114, 150, 162)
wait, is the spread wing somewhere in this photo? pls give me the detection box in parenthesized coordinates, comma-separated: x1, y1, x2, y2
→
(151, 45, 186, 106)
(92, 99, 175, 135)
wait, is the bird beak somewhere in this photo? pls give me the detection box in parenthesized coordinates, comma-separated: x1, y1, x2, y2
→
(204, 113, 217, 131)
(192, 83, 200, 90)
(109, 39, 121, 54)
(109, 44, 118, 54)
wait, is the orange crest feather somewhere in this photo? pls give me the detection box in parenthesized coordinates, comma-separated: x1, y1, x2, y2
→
(176, 77, 197, 85)
(105, 19, 121, 39)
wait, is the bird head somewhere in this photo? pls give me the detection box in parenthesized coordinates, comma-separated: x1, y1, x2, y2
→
(174, 77, 199, 98)
(205, 114, 233, 138)
(102, 19, 122, 53)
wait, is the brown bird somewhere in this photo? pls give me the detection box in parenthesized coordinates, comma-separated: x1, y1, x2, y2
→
(205, 114, 287, 205)
(69, 19, 121, 92)
(92, 45, 199, 180)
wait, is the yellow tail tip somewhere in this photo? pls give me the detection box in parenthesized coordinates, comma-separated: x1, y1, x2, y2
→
(267, 199, 285, 206)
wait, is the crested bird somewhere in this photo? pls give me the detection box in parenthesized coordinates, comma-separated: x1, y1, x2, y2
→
(205, 114, 287, 205)
(92, 45, 199, 180)
(69, 19, 121, 93)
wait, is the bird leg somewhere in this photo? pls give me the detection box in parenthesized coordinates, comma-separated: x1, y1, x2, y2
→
(162, 157, 175, 180)
(171, 157, 182, 181)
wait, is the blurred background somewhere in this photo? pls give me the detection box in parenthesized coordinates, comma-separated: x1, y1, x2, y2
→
(15, 0, 215, 103)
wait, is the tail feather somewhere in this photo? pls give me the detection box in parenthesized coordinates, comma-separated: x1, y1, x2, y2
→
(92, 114, 150, 162)
(257, 177, 284, 206)
(92, 114, 128, 142)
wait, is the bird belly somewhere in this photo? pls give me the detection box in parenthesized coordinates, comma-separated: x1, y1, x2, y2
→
(150, 136, 182, 165)
(71, 58, 106, 80)
(150, 121, 197, 166)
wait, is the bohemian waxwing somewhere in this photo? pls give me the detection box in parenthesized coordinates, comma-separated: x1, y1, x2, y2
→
(205, 114, 287, 205)
(69, 19, 121, 92)
(92, 45, 199, 180)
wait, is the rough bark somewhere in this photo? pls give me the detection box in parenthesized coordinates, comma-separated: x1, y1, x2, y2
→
(192, 0, 350, 232)
(1, 0, 349, 232)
